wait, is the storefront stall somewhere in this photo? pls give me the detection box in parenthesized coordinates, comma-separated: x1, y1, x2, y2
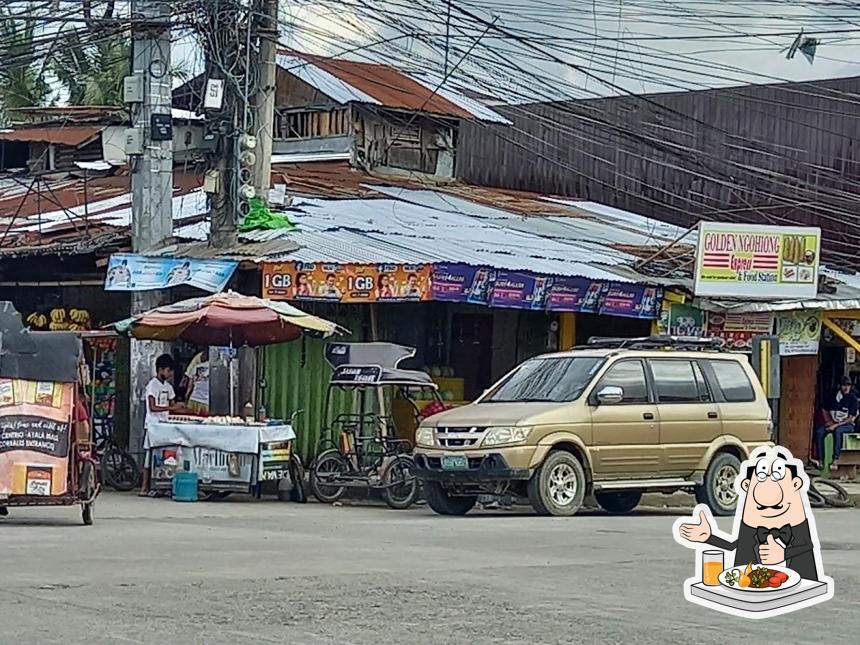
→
(112, 291, 340, 499)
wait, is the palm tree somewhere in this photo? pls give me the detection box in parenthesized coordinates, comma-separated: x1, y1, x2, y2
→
(0, 5, 51, 120)
(51, 28, 130, 106)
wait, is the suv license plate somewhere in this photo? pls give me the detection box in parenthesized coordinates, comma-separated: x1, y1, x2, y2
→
(441, 455, 469, 470)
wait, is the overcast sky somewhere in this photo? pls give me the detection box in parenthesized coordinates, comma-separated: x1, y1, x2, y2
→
(262, 0, 860, 101)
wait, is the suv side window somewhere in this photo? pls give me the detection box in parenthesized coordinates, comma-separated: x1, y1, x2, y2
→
(709, 360, 756, 402)
(649, 359, 703, 403)
(596, 360, 649, 403)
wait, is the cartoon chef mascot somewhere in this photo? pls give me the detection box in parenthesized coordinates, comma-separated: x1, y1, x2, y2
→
(673, 446, 834, 619)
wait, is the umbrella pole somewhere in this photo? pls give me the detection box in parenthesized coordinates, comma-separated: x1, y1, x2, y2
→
(229, 341, 235, 415)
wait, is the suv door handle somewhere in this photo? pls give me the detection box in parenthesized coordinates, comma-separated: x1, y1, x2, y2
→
(643, 412, 654, 420)
(708, 411, 718, 419)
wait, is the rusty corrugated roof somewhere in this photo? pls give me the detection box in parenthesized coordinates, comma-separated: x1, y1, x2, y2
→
(277, 51, 509, 122)
(0, 126, 105, 147)
(305, 55, 472, 118)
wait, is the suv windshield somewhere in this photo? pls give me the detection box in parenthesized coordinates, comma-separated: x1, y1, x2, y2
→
(482, 356, 604, 403)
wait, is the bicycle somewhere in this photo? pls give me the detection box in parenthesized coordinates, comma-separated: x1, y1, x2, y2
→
(93, 417, 141, 492)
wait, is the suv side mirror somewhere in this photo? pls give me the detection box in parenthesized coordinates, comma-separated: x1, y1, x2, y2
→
(596, 385, 624, 405)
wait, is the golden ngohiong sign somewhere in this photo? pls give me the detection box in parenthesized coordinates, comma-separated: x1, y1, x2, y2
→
(694, 223, 821, 299)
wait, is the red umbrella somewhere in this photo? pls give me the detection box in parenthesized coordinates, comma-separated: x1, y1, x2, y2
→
(112, 292, 340, 347)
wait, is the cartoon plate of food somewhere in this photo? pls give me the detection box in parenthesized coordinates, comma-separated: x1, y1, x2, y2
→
(719, 564, 801, 593)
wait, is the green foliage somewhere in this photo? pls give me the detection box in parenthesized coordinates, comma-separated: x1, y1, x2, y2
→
(0, 4, 51, 117)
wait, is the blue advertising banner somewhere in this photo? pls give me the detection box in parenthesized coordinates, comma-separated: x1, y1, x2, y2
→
(431, 264, 496, 305)
(546, 277, 604, 313)
(598, 283, 662, 319)
(489, 271, 553, 310)
(105, 254, 238, 293)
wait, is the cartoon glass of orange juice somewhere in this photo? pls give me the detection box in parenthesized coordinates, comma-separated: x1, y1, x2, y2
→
(703, 550, 723, 586)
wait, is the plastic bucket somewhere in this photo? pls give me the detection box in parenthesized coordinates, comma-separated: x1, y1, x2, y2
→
(172, 471, 199, 502)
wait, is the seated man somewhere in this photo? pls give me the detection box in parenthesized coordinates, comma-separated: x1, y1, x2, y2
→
(812, 376, 858, 470)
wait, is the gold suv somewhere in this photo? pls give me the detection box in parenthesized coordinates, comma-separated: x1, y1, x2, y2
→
(412, 337, 772, 517)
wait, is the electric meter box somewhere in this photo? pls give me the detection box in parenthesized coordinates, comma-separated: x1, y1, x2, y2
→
(123, 75, 144, 104)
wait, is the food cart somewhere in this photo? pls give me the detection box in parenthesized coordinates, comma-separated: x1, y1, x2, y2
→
(146, 415, 299, 498)
(0, 302, 99, 524)
(112, 292, 341, 501)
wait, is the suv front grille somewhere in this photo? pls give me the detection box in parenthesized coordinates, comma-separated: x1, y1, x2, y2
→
(435, 426, 486, 448)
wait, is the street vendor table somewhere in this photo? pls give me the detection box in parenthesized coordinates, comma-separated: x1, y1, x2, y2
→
(147, 421, 296, 495)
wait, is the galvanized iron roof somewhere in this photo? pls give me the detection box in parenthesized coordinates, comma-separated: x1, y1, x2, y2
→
(277, 52, 510, 124)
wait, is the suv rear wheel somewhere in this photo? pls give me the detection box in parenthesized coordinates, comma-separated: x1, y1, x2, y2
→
(527, 450, 586, 516)
(424, 481, 477, 515)
(695, 452, 741, 516)
(594, 491, 642, 515)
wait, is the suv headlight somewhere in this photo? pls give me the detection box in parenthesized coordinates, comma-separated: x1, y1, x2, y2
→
(482, 426, 532, 447)
(415, 426, 435, 447)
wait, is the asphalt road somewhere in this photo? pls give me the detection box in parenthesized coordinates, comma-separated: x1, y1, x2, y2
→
(1, 494, 858, 644)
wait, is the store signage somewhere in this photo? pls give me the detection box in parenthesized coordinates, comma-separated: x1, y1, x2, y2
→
(489, 271, 552, 310)
(705, 312, 774, 352)
(105, 254, 238, 293)
(598, 283, 662, 319)
(694, 223, 821, 299)
(0, 379, 72, 497)
(262, 261, 663, 319)
(431, 264, 495, 305)
(657, 302, 706, 337)
(775, 310, 822, 356)
(546, 277, 600, 313)
(262, 262, 431, 303)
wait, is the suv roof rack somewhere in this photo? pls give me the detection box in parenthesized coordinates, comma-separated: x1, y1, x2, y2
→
(581, 335, 726, 352)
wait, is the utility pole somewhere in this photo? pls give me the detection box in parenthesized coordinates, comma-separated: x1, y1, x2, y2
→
(128, 0, 173, 455)
(204, 0, 251, 414)
(253, 0, 278, 203)
(235, 0, 280, 412)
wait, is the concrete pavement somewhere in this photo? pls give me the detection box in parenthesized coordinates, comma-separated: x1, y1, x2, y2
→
(1, 494, 858, 644)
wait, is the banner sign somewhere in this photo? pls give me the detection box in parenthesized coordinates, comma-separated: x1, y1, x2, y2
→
(694, 223, 821, 299)
(262, 262, 431, 303)
(261, 261, 662, 318)
(105, 254, 237, 293)
(431, 264, 496, 305)
(546, 277, 601, 312)
(598, 283, 662, 319)
(658, 302, 706, 337)
(705, 312, 774, 352)
(775, 310, 822, 356)
(489, 271, 552, 310)
(0, 379, 72, 497)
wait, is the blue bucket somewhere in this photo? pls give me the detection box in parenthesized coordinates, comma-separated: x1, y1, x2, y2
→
(172, 471, 199, 502)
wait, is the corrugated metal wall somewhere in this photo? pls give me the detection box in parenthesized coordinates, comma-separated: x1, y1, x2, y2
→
(456, 76, 860, 267)
(263, 308, 364, 462)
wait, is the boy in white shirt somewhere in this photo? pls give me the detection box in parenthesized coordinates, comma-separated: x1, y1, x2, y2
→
(140, 354, 177, 496)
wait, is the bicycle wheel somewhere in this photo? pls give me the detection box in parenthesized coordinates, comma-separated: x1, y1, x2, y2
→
(310, 450, 349, 504)
(289, 455, 307, 503)
(381, 455, 418, 510)
(102, 445, 141, 492)
(811, 479, 852, 508)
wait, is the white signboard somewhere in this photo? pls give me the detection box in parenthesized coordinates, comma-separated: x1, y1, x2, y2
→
(694, 223, 821, 299)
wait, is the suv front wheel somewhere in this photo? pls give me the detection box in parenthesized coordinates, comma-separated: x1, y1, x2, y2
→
(528, 451, 586, 516)
(695, 452, 742, 516)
